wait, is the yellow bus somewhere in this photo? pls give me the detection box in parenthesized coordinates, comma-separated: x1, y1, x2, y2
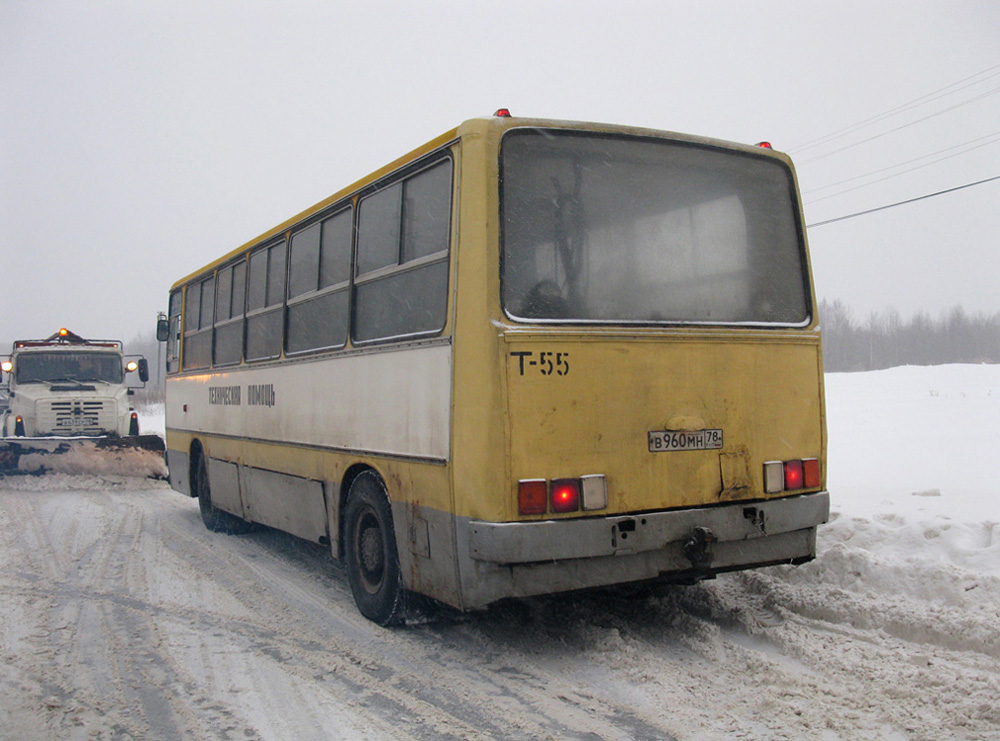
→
(159, 112, 829, 625)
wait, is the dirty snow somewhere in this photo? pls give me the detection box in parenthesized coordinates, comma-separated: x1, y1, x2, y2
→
(11, 440, 168, 479)
(0, 366, 997, 739)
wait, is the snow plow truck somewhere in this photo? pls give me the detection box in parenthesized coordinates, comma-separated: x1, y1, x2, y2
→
(0, 328, 165, 476)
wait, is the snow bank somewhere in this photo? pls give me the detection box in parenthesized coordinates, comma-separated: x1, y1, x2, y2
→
(767, 363, 1000, 657)
(826, 363, 999, 524)
(824, 364, 999, 578)
(12, 442, 168, 479)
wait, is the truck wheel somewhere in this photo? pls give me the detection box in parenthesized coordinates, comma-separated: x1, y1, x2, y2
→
(344, 470, 405, 626)
(195, 453, 253, 534)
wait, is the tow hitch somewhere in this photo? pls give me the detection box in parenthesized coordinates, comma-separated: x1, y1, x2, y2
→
(683, 526, 717, 568)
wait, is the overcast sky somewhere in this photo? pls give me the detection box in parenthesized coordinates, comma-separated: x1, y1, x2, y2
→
(2, 0, 998, 345)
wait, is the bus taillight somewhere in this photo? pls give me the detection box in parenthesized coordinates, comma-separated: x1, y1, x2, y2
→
(581, 474, 608, 511)
(784, 460, 804, 490)
(519, 475, 607, 515)
(764, 459, 821, 493)
(803, 458, 821, 488)
(518, 479, 548, 515)
(550, 479, 580, 513)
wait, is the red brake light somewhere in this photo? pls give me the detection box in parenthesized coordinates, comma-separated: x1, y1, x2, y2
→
(518, 479, 547, 515)
(550, 479, 580, 513)
(784, 460, 804, 490)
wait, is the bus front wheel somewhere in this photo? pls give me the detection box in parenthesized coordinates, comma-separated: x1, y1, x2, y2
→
(344, 471, 405, 626)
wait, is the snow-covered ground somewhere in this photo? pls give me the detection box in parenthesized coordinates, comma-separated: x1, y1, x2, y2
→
(0, 366, 997, 740)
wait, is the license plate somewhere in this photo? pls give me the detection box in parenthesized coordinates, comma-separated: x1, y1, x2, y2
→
(648, 429, 723, 452)
(59, 417, 89, 428)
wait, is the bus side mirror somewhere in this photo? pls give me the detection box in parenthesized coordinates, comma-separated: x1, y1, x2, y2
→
(138, 358, 150, 383)
(156, 318, 169, 342)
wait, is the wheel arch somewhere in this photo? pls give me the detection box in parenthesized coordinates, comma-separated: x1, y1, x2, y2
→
(338, 463, 387, 559)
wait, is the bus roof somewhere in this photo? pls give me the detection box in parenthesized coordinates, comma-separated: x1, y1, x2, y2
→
(169, 114, 791, 292)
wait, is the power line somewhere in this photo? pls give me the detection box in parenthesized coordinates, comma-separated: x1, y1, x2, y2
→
(791, 63, 1000, 153)
(803, 131, 1000, 203)
(798, 84, 1000, 164)
(806, 175, 1000, 228)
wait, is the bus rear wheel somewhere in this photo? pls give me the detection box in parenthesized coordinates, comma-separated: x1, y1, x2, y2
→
(195, 452, 253, 535)
(344, 471, 405, 626)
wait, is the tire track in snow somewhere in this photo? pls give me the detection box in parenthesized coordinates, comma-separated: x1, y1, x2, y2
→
(5, 477, 1000, 739)
(149, 504, 672, 739)
(1, 486, 263, 738)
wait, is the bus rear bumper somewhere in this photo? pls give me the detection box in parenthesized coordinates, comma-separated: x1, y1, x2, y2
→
(457, 491, 829, 608)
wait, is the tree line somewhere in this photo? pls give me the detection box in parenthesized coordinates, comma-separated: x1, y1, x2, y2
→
(820, 300, 1000, 372)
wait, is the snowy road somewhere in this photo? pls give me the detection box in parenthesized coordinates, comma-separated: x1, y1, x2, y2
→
(1, 366, 999, 739)
(1, 477, 996, 740)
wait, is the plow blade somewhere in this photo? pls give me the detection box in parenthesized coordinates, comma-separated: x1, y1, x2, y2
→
(0, 435, 167, 478)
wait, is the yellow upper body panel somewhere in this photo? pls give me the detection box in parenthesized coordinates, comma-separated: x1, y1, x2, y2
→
(501, 331, 824, 514)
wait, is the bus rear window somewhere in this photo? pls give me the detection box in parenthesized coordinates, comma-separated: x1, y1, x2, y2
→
(500, 130, 810, 326)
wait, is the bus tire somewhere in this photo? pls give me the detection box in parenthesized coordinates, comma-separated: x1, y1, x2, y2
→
(195, 452, 253, 535)
(344, 471, 405, 626)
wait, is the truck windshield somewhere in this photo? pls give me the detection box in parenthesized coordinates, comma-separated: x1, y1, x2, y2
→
(15, 352, 123, 384)
(500, 130, 810, 325)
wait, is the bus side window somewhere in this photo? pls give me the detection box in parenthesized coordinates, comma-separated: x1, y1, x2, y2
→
(353, 158, 452, 343)
(214, 261, 246, 366)
(183, 276, 214, 370)
(286, 208, 352, 355)
(246, 242, 286, 361)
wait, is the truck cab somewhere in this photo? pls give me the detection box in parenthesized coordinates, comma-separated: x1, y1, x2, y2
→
(1, 328, 149, 438)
